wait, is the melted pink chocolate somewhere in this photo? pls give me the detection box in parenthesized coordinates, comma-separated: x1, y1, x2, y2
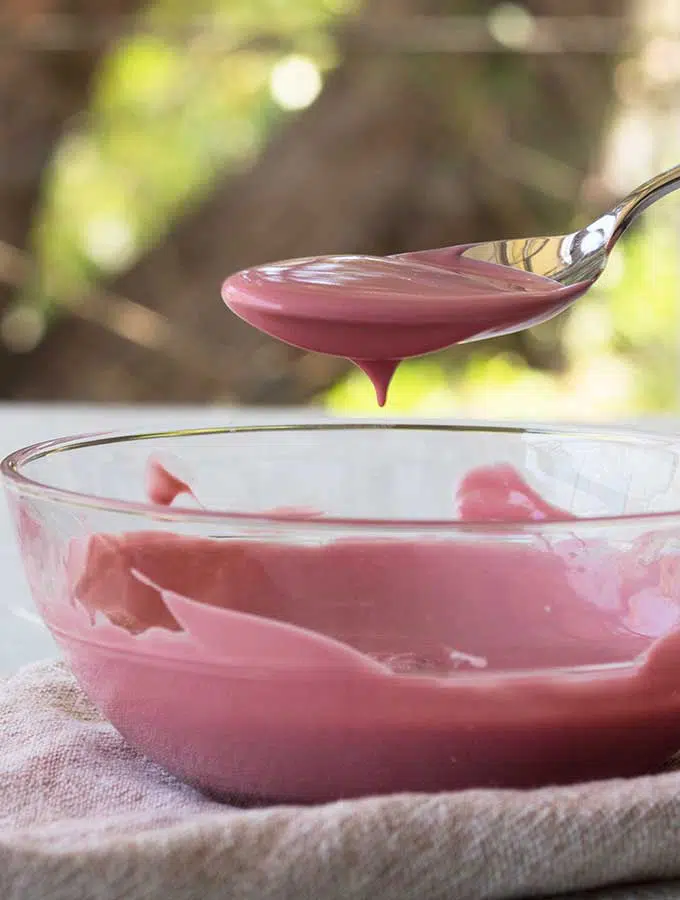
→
(457, 463, 576, 522)
(12, 233, 676, 802)
(221, 248, 591, 404)
(17, 460, 680, 802)
(145, 458, 198, 507)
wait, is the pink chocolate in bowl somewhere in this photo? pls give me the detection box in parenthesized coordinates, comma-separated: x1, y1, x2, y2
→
(4, 423, 680, 803)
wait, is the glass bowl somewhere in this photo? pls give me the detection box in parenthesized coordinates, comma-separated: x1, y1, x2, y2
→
(3, 423, 680, 803)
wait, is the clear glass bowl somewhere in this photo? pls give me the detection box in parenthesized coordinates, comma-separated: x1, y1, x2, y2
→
(3, 423, 680, 803)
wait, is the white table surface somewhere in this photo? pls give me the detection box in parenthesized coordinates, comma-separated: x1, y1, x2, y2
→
(1, 404, 679, 673)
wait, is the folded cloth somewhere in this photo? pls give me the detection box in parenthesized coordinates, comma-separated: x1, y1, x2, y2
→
(1, 661, 680, 900)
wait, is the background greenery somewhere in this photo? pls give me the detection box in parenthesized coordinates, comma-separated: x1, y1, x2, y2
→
(3, 0, 678, 416)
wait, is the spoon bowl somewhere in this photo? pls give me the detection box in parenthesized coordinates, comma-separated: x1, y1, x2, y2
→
(222, 163, 680, 404)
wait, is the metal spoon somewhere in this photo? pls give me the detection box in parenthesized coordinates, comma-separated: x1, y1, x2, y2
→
(222, 163, 680, 405)
(456, 162, 680, 287)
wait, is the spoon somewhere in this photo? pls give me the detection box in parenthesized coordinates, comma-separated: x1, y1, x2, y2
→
(222, 163, 680, 405)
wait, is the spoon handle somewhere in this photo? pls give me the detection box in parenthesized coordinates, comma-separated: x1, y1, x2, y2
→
(610, 163, 680, 248)
(454, 162, 680, 287)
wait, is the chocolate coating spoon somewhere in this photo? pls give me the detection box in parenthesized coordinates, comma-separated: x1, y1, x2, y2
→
(222, 163, 680, 404)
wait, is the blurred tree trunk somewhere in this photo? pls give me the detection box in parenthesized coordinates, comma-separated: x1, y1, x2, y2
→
(5, 0, 632, 403)
(0, 0, 141, 382)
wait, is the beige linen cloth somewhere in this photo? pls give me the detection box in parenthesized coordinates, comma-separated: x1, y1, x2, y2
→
(1, 661, 680, 900)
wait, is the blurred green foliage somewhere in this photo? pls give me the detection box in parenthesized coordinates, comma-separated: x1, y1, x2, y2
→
(326, 214, 680, 418)
(29, 0, 350, 310)
(18, 0, 680, 417)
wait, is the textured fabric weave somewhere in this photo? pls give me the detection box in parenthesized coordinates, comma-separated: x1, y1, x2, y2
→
(1, 660, 680, 900)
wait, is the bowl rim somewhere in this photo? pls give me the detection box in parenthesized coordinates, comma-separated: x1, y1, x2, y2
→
(2, 421, 680, 532)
